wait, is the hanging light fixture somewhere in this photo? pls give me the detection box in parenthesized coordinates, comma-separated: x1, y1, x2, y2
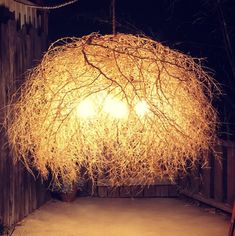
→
(5, 32, 219, 189)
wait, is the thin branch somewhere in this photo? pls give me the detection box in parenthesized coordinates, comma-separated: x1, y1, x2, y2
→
(13, 0, 78, 10)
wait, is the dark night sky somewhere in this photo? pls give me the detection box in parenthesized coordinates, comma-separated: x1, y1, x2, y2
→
(47, 0, 235, 139)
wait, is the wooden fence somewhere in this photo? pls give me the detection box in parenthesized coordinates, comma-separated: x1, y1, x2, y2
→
(179, 140, 235, 213)
(0, 8, 49, 234)
(95, 183, 178, 198)
(94, 184, 178, 198)
(77, 177, 178, 198)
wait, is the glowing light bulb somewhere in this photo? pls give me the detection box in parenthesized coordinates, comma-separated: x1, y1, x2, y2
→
(135, 100, 149, 117)
(76, 98, 95, 118)
(103, 96, 129, 119)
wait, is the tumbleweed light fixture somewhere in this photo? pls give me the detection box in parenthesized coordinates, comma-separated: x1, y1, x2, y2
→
(6, 33, 218, 189)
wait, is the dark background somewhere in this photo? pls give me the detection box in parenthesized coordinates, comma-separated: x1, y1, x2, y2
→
(43, 0, 235, 140)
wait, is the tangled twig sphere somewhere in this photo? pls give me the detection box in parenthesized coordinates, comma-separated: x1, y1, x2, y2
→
(6, 33, 219, 189)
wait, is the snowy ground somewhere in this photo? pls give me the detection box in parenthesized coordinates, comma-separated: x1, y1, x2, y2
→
(12, 198, 230, 236)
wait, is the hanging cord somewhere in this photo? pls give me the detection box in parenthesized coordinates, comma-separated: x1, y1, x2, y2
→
(13, 0, 78, 10)
(112, 0, 116, 35)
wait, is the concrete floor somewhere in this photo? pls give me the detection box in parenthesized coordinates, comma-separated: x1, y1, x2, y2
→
(12, 198, 230, 236)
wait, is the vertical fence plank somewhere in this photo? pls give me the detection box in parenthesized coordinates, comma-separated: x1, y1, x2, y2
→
(168, 184, 178, 197)
(222, 145, 228, 201)
(1, 21, 10, 228)
(144, 185, 156, 197)
(120, 186, 132, 197)
(227, 145, 235, 205)
(190, 164, 201, 193)
(0, 21, 3, 231)
(107, 187, 119, 197)
(98, 186, 108, 197)
(160, 186, 169, 197)
(214, 145, 224, 201)
(201, 151, 214, 198)
(8, 19, 17, 228)
(132, 185, 144, 197)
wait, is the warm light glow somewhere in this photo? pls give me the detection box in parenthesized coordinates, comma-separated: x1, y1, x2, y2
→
(103, 96, 129, 119)
(5, 33, 218, 190)
(76, 98, 95, 118)
(135, 100, 149, 117)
